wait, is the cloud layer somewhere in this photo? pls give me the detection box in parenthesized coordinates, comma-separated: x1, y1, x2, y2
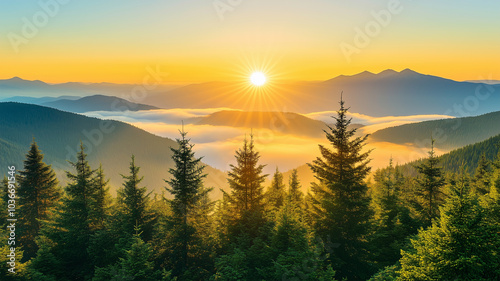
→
(84, 108, 452, 173)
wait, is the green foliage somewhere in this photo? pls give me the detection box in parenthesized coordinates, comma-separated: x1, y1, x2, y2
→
(370, 161, 418, 269)
(89, 164, 111, 231)
(225, 135, 267, 238)
(472, 153, 491, 195)
(308, 97, 373, 280)
(399, 173, 500, 280)
(212, 248, 249, 281)
(401, 134, 500, 176)
(27, 235, 61, 280)
(51, 142, 97, 280)
(6, 103, 500, 281)
(265, 167, 287, 212)
(269, 203, 337, 281)
(410, 140, 446, 227)
(93, 232, 168, 281)
(368, 264, 399, 281)
(117, 155, 155, 241)
(288, 168, 304, 208)
(163, 129, 214, 280)
(0, 230, 29, 280)
(17, 140, 60, 260)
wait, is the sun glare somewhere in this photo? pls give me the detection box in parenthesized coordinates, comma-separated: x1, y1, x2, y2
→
(250, 72, 266, 86)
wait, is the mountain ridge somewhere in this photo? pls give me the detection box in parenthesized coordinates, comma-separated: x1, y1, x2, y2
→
(0, 102, 227, 198)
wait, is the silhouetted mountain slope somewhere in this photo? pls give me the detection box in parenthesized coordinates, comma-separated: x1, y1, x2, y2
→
(197, 111, 329, 138)
(369, 111, 500, 150)
(0, 77, 179, 99)
(3, 71, 499, 116)
(41, 95, 159, 113)
(0, 95, 80, 104)
(0, 102, 226, 198)
(145, 69, 500, 116)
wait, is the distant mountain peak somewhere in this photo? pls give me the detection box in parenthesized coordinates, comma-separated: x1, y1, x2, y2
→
(400, 68, 418, 75)
(379, 69, 397, 74)
(358, 70, 374, 76)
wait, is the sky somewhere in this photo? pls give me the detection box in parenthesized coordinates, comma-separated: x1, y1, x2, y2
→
(1, 0, 499, 84)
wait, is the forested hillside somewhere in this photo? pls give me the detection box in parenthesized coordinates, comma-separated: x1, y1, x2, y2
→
(0, 102, 226, 196)
(398, 133, 500, 176)
(370, 110, 500, 150)
(2, 100, 500, 280)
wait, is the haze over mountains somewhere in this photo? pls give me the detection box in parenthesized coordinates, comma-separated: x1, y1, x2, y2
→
(41, 95, 159, 113)
(0, 76, 179, 99)
(143, 69, 500, 116)
(2, 69, 499, 116)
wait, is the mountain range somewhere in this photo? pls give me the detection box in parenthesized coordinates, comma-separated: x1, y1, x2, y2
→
(2, 69, 499, 117)
(41, 95, 159, 113)
(143, 69, 500, 116)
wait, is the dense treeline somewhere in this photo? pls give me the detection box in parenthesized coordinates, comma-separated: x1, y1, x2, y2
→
(2, 99, 500, 280)
(369, 110, 500, 150)
(399, 133, 500, 177)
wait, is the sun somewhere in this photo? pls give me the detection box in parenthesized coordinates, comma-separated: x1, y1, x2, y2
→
(250, 72, 266, 86)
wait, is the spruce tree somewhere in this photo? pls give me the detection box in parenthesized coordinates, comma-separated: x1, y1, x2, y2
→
(164, 129, 212, 279)
(308, 96, 373, 281)
(399, 173, 500, 280)
(288, 169, 304, 207)
(55, 142, 97, 280)
(226, 135, 267, 237)
(411, 139, 446, 226)
(265, 167, 286, 211)
(17, 140, 60, 260)
(89, 164, 111, 231)
(473, 153, 491, 195)
(117, 155, 154, 241)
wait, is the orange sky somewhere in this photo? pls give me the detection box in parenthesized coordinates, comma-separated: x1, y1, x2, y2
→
(1, 1, 499, 84)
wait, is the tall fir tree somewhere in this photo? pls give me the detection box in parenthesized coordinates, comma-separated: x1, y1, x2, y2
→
(89, 164, 111, 231)
(117, 155, 154, 241)
(473, 153, 491, 195)
(411, 139, 446, 226)
(265, 167, 286, 212)
(17, 140, 60, 260)
(225, 135, 267, 237)
(54, 142, 97, 280)
(399, 172, 500, 280)
(164, 129, 212, 279)
(308, 96, 373, 281)
(287, 169, 304, 207)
